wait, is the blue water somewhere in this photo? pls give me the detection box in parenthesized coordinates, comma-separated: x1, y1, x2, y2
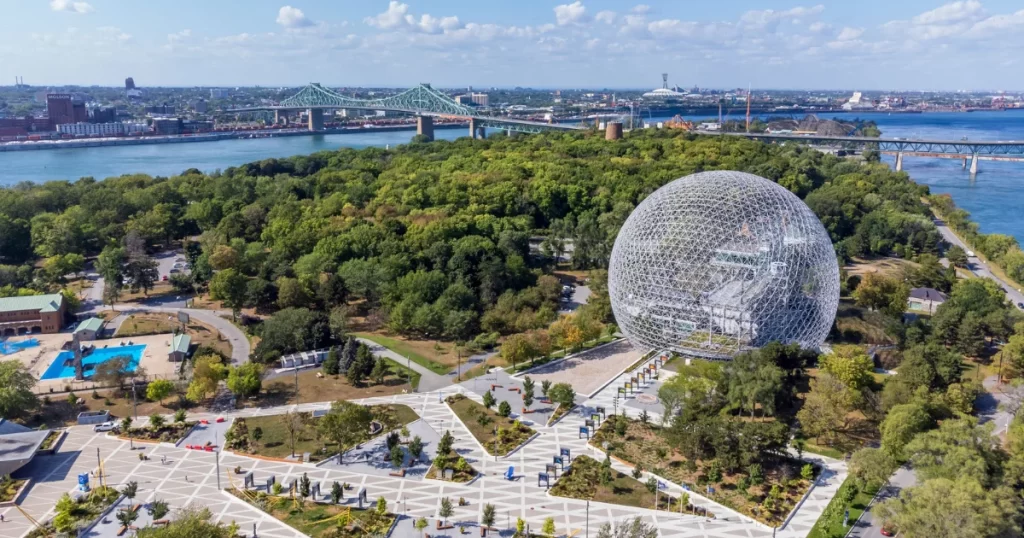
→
(3, 111, 1024, 243)
(0, 338, 39, 355)
(39, 344, 146, 380)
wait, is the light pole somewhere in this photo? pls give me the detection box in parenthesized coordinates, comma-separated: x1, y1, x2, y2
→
(131, 383, 138, 421)
(586, 500, 590, 538)
(215, 431, 222, 490)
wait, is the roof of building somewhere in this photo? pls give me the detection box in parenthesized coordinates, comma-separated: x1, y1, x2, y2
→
(74, 317, 105, 334)
(0, 420, 50, 476)
(0, 293, 64, 314)
(170, 334, 191, 354)
(909, 287, 948, 302)
(0, 419, 33, 435)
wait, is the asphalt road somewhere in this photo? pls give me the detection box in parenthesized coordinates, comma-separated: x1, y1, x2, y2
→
(933, 216, 1024, 307)
(847, 466, 917, 538)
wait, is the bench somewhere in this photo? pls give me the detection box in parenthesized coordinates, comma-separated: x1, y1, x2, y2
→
(388, 469, 406, 477)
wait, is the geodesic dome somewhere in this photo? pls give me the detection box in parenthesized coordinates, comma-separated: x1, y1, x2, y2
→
(608, 171, 839, 360)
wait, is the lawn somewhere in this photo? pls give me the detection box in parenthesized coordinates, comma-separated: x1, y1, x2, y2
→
(550, 455, 687, 513)
(257, 361, 419, 408)
(446, 393, 535, 456)
(353, 332, 451, 374)
(807, 477, 880, 538)
(228, 404, 419, 461)
(231, 490, 395, 538)
(117, 282, 178, 303)
(114, 313, 234, 359)
(591, 418, 816, 526)
(29, 390, 198, 429)
(0, 475, 28, 503)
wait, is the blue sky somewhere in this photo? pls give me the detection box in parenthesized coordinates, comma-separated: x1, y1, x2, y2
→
(4, 0, 1024, 90)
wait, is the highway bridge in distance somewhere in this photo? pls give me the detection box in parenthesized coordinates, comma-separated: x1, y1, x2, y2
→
(699, 131, 1024, 173)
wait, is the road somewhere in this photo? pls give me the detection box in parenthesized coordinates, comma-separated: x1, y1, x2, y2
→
(356, 337, 451, 393)
(932, 216, 1024, 307)
(846, 467, 917, 538)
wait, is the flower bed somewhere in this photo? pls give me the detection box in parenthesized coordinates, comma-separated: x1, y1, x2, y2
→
(26, 486, 120, 537)
(550, 455, 686, 512)
(120, 421, 197, 444)
(230, 488, 395, 537)
(445, 393, 535, 456)
(0, 476, 29, 503)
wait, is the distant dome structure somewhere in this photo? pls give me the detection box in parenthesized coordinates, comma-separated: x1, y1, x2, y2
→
(608, 171, 839, 360)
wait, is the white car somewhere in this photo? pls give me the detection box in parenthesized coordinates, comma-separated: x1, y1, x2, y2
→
(967, 250, 975, 257)
(93, 421, 117, 432)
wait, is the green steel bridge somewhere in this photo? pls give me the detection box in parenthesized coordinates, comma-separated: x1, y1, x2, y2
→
(228, 82, 583, 138)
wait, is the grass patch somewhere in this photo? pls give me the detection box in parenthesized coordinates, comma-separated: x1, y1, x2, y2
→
(231, 489, 395, 538)
(445, 393, 535, 456)
(547, 404, 573, 426)
(832, 301, 897, 345)
(807, 478, 879, 538)
(257, 366, 417, 408)
(39, 430, 62, 450)
(591, 418, 816, 526)
(0, 475, 28, 503)
(227, 404, 418, 462)
(354, 332, 449, 374)
(550, 455, 688, 513)
(115, 313, 177, 337)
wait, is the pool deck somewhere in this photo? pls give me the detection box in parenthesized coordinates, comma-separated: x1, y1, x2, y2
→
(26, 333, 183, 394)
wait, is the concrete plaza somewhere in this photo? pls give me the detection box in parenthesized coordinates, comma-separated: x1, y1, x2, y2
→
(3, 347, 846, 538)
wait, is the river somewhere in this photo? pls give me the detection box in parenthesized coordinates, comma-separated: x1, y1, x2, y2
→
(2, 111, 1024, 243)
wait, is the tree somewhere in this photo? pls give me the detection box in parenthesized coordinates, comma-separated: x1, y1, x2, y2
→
(299, 473, 311, 499)
(148, 499, 170, 520)
(283, 410, 304, 458)
(439, 497, 454, 525)
(853, 272, 910, 318)
(500, 333, 534, 370)
(135, 506, 237, 538)
(122, 480, 138, 501)
(797, 372, 858, 445)
(880, 402, 933, 460)
(498, 400, 512, 417)
(391, 444, 405, 467)
(251, 426, 263, 451)
(186, 355, 226, 403)
(145, 379, 174, 404)
(414, 517, 429, 536)
(946, 245, 968, 268)
(331, 482, 344, 504)
(819, 345, 874, 390)
(542, 516, 556, 537)
(541, 379, 552, 398)
(323, 347, 341, 376)
(149, 413, 165, 429)
(877, 477, 1020, 538)
(849, 448, 896, 489)
(226, 362, 263, 399)
(904, 418, 1003, 486)
(482, 503, 496, 529)
(409, 435, 424, 460)
(438, 430, 454, 456)
(0, 360, 38, 420)
(522, 376, 535, 409)
(548, 382, 576, 408)
(317, 401, 373, 463)
(174, 409, 187, 424)
(209, 268, 248, 321)
(370, 357, 389, 385)
(116, 507, 139, 529)
(482, 390, 496, 409)
(724, 350, 785, 418)
(102, 279, 122, 309)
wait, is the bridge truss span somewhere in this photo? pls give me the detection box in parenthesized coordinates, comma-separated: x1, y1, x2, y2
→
(280, 82, 477, 116)
(723, 132, 1024, 157)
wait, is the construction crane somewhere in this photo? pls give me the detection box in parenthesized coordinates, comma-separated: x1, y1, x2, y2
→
(664, 115, 694, 131)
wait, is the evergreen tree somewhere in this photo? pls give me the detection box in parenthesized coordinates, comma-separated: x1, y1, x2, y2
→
(323, 347, 340, 375)
(340, 336, 358, 374)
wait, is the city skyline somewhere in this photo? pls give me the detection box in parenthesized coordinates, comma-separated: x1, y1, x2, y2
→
(3, 0, 1024, 91)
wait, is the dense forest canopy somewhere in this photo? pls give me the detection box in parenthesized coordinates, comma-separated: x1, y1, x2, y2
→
(0, 130, 941, 354)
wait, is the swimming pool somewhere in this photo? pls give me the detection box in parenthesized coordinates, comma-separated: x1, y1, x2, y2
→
(39, 344, 147, 380)
(0, 338, 40, 355)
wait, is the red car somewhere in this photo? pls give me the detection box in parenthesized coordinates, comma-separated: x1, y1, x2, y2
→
(880, 522, 899, 536)
(161, 275, 168, 281)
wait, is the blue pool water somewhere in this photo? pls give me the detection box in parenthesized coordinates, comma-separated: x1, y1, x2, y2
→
(0, 338, 40, 355)
(39, 344, 146, 380)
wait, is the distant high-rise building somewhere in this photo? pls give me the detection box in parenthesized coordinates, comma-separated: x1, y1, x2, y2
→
(210, 88, 230, 99)
(191, 99, 208, 113)
(88, 106, 116, 123)
(47, 93, 87, 128)
(125, 77, 135, 90)
(145, 104, 175, 115)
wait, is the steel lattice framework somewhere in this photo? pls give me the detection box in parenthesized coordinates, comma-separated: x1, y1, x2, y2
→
(714, 132, 1024, 156)
(280, 83, 477, 116)
(608, 171, 840, 360)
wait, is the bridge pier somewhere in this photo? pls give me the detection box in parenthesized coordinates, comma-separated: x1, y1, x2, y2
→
(963, 157, 968, 170)
(469, 118, 486, 139)
(274, 110, 289, 125)
(308, 108, 324, 131)
(416, 115, 434, 141)
(970, 153, 979, 174)
(895, 151, 904, 172)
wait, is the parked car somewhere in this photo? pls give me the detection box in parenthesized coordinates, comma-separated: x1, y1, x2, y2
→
(161, 275, 168, 281)
(967, 250, 975, 257)
(880, 522, 899, 537)
(93, 421, 118, 432)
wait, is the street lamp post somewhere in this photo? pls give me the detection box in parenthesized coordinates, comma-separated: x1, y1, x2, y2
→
(586, 500, 590, 538)
(131, 383, 139, 421)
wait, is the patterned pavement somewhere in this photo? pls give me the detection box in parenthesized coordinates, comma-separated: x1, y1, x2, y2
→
(4, 353, 845, 538)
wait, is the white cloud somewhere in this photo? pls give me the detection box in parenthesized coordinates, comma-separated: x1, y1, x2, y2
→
(595, 11, 616, 24)
(554, 1, 587, 26)
(276, 6, 314, 28)
(167, 29, 191, 43)
(836, 27, 863, 40)
(740, 5, 824, 29)
(631, 4, 650, 14)
(364, 1, 461, 34)
(808, 21, 830, 32)
(50, 0, 93, 14)
(912, 0, 984, 25)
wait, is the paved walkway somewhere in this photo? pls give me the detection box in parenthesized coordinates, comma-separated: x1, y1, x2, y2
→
(358, 338, 451, 393)
(5, 347, 847, 538)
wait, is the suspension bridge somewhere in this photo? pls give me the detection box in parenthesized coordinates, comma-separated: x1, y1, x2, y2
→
(227, 82, 582, 140)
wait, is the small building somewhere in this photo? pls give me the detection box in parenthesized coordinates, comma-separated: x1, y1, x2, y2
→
(73, 317, 105, 341)
(0, 293, 66, 336)
(908, 287, 947, 314)
(169, 333, 191, 362)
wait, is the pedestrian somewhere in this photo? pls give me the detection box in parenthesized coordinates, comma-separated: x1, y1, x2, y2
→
(185, 475, 189, 482)
(161, 455, 166, 465)
(1, 513, 6, 522)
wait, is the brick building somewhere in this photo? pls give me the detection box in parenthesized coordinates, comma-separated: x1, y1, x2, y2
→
(0, 293, 67, 336)
(47, 94, 88, 127)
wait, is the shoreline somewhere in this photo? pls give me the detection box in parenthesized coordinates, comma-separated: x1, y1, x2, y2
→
(0, 123, 468, 153)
